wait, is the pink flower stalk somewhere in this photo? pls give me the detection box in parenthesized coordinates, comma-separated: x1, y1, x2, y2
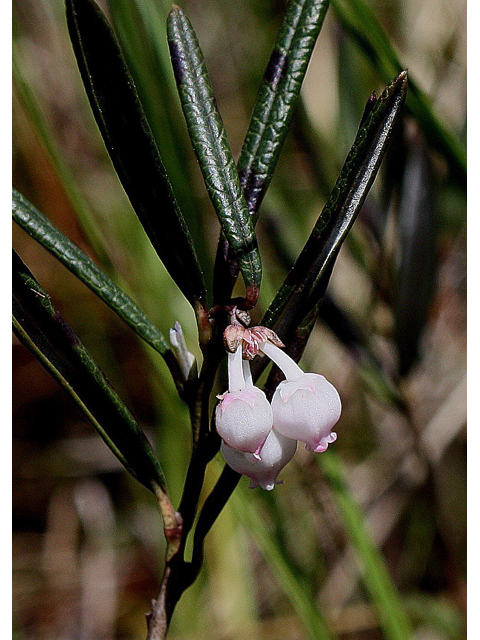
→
(221, 428, 297, 491)
(260, 341, 341, 453)
(215, 345, 273, 456)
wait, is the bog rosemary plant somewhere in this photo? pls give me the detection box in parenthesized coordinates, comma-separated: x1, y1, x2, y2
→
(12, 0, 410, 637)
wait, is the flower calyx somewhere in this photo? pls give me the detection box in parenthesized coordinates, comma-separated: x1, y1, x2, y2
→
(223, 322, 285, 360)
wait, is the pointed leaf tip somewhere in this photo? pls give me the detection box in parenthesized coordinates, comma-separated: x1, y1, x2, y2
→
(262, 71, 409, 339)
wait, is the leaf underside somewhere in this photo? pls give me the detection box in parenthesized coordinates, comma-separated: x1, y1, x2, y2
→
(13, 250, 167, 493)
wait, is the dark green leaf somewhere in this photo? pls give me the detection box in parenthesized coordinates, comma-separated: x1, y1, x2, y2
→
(214, 0, 330, 303)
(262, 71, 408, 343)
(239, 0, 330, 219)
(109, 0, 211, 269)
(66, 0, 206, 311)
(167, 6, 261, 309)
(13, 250, 167, 493)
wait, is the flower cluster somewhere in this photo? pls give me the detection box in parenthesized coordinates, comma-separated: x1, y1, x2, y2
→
(215, 323, 341, 490)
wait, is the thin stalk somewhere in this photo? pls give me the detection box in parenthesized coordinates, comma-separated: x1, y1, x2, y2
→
(227, 346, 246, 392)
(260, 341, 304, 381)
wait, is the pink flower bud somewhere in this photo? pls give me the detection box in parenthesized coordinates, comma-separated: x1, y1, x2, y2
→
(221, 429, 297, 490)
(216, 386, 273, 455)
(271, 373, 341, 452)
(259, 341, 341, 453)
(215, 346, 273, 455)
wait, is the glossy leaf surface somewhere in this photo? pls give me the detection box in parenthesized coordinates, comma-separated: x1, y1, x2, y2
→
(12, 189, 181, 366)
(66, 0, 206, 310)
(213, 0, 330, 302)
(238, 0, 330, 219)
(262, 71, 408, 342)
(167, 6, 261, 309)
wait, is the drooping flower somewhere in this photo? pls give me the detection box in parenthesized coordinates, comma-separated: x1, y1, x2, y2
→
(215, 345, 273, 456)
(260, 340, 341, 453)
(221, 428, 297, 490)
(216, 316, 340, 489)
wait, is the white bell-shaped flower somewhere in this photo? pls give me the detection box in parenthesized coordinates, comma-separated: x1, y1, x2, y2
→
(215, 346, 273, 456)
(221, 428, 297, 490)
(260, 341, 341, 453)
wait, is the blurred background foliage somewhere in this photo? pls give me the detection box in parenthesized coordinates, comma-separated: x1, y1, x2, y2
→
(12, 0, 466, 638)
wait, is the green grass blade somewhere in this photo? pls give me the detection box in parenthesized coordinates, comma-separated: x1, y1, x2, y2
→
(319, 452, 413, 640)
(331, 0, 466, 185)
(167, 6, 262, 309)
(66, 0, 207, 312)
(232, 488, 335, 640)
(12, 189, 189, 388)
(262, 71, 408, 342)
(12, 46, 111, 266)
(191, 464, 334, 638)
(13, 250, 168, 494)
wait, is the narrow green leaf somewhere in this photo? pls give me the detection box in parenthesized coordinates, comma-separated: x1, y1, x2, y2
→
(13, 250, 167, 494)
(213, 0, 330, 303)
(262, 71, 408, 342)
(239, 0, 330, 219)
(167, 6, 262, 309)
(331, 0, 466, 185)
(12, 188, 178, 360)
(319, 452, 413, 640)
(66, 0, 207, 311)
(12, 189, 190, 393)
